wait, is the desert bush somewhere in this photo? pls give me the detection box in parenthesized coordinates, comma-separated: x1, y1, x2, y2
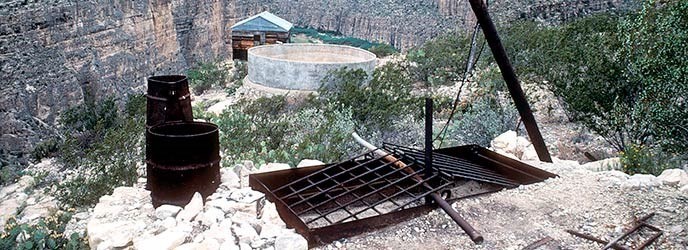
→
(55, 94, 145, 207)
(500, 0, 687, 173)
(212, 98, 357, 166)
(406, 32, 471, 87)
(0, 212, 88, 250)
(443, 96, 519, 147)
(620, 144, 681, 176)
(368, 44, 398, 57)
(188, 61, 229, 94)
(319, 63, 423, 131)
(227, 60, 247, 95)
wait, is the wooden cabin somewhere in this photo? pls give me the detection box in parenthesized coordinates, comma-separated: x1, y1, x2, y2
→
(231, 11, 293, 60)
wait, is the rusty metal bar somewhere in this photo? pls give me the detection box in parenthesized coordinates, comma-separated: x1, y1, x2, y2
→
(602, 213, 661, 250)
(565, 230, 630, 250)
(468, 0, 552, 162)
(352, 134, 484, 243)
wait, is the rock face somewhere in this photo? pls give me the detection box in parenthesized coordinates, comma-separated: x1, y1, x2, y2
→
(0, 0, 235, 163)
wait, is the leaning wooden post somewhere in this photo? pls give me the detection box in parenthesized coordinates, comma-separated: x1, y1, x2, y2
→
(468, 0, 552, 162)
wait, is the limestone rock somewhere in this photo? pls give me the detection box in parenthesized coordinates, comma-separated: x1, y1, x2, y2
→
(134, 229, 186, 250)
(582, 157, 621, 172)
(199, 238, 221, 250)
(229, 188, 264, 204)
(18, 196, 58, 224)
(89, 220, 149, 249)
(598, 170, 630, 186)
(200, 207, 225, 227)
(297, 159, 325, 168)
(220, 168, 240, 190)
(621, 174, 662, 190)
(87, 186, 154, 249)
(232, 222, 258, 244)
(260, 202, 285, 228)
(520, 145, 539, 161)
(491, 130, 518, 153)
(178, 192, 204, 222)
(680, 185, 688, 194)
(657, 169, 688, 187)
(156, 205, 183, 220)
(274, 230, 308, 250)
(220, 240, 240, 250)
(175, 243, 201, 250)
(233, 164, 252, 188)
(207, 199, 236, 215)
(17, 175, 35, 190)
(255, 163, 291, 173)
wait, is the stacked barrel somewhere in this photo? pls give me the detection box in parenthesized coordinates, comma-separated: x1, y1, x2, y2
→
(145, 75, 220, 207)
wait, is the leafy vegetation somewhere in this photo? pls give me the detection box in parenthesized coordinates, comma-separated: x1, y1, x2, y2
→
(53, 94, 145, 207)
(187, 60, 245, 95)
(500, 0, 688, 173)
(407, 32, 472, 87)
(0, 212, 88, 250)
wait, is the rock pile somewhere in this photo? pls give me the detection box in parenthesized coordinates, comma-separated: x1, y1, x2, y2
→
(0, 175, 59, 231)
(85, 160, 318, 250)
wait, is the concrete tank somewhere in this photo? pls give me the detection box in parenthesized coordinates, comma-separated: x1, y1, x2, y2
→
(247, 44, 377, 91)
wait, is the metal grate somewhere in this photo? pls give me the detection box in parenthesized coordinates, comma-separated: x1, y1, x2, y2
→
(270, 146, 451, 228)
(250, 144, 557, 247)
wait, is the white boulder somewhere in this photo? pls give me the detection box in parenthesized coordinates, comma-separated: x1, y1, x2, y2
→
(657, 169, 688, 187)
(156, 205, 183, 220)
(296, 159, 325, 168)
(621, 174, 662, 190)
(274, 230, 308, 250)
(177, 192, 204, 222)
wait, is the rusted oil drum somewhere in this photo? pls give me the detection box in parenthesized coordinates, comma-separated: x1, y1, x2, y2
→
(146, 75, 193, 127)
(146, 122, 220, 207)
(145, 75, 194, 190)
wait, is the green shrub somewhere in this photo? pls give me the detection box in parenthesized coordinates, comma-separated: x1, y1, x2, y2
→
(55, 94, 145, 207)
(368, 44, 398, 57)
(620, 144, 682, 175)
(319, 64, 423, 131)
(443, 96, 519, 147)
(188, 61, 229, 94)
(212, 99, 357, 166)
(503, 1, 688, 157)
(227, 60, 247, 95)
(0, 212, 88, 250)
(406, 33, 471, 87)
(0, 161, 22, 186)
(30, 139, 60, 162)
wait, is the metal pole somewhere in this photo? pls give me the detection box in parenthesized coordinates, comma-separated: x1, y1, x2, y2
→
(468, 0, 552, 162)
(424, 98, 433, 178)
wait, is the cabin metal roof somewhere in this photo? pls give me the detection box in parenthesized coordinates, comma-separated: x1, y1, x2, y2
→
(231, 11, 293, 32)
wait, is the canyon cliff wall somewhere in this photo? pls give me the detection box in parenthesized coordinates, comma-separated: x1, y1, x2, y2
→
(0, 0, 236, 164)
(0, 0, 632, 164)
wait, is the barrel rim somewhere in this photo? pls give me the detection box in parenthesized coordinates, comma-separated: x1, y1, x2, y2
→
(148, 75, 188, 85)
(148, 121, 218, 138)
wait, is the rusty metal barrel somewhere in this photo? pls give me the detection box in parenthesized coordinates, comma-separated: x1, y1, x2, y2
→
(145, 75, 194, 190)
(146, 121, 220, 207)
(146, 75, 193, 127)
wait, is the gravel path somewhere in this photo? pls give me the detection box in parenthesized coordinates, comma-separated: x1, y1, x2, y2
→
(316, 163, 688, 250)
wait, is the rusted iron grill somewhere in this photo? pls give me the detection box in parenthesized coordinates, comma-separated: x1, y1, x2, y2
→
(387, 143, 558, 186)
(567, 213, 663, 250)
(250, 144, 556, 247)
